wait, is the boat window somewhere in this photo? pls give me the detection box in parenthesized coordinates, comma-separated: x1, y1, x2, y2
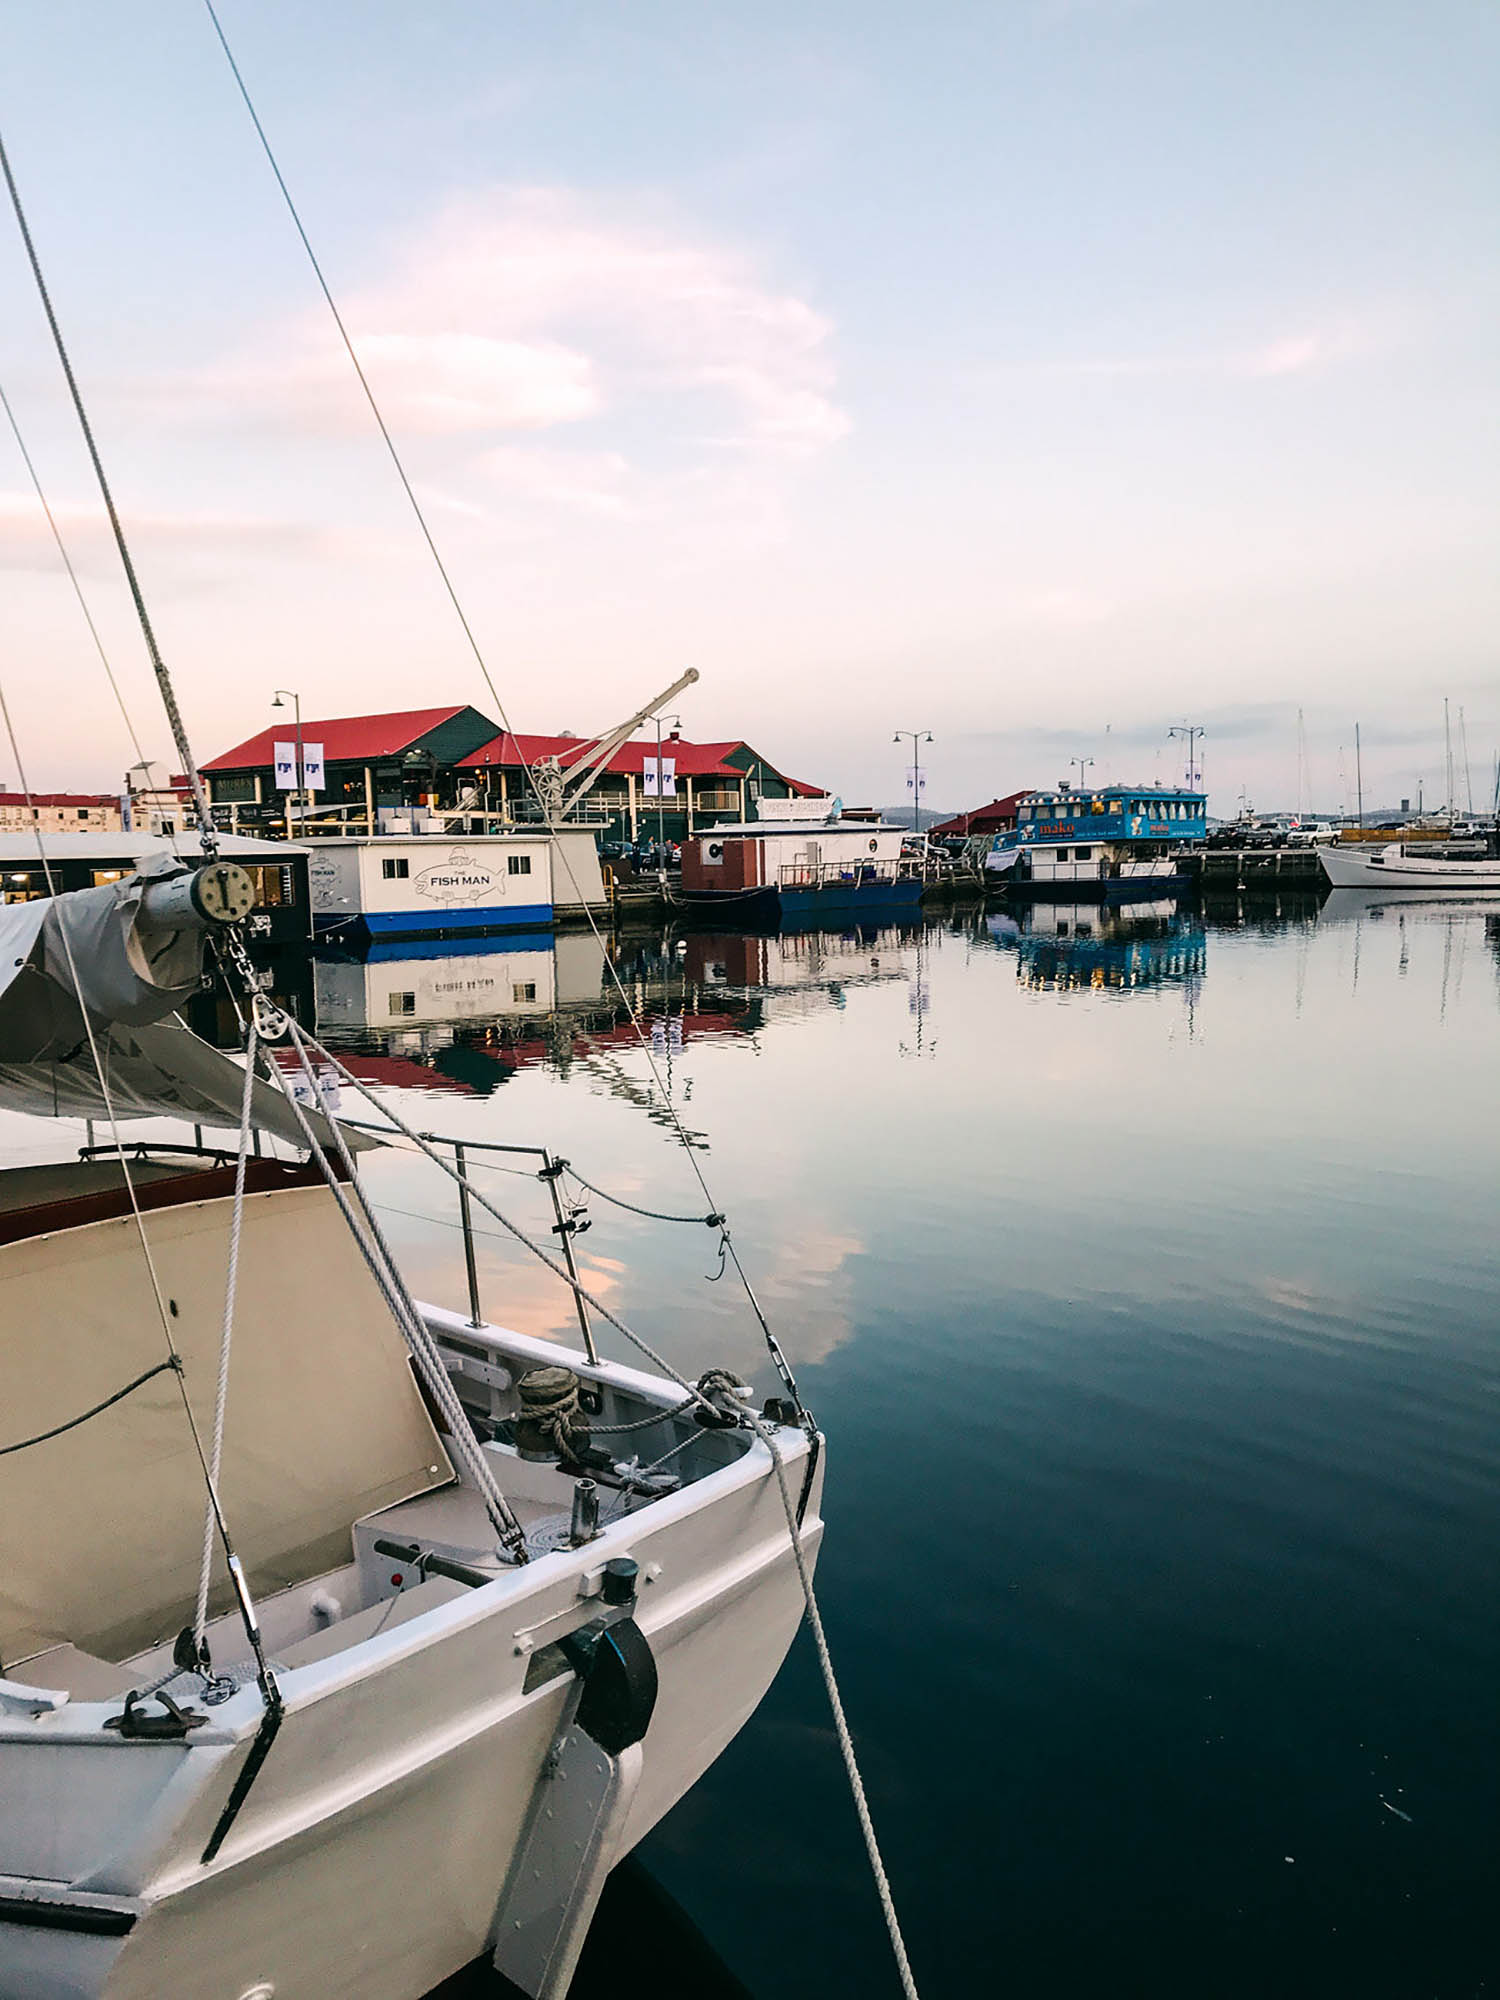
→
(1092, 799, 1105, 813)
(1055, 847, 1069, 862)
(507, 854, 532, 876)
(1075, 847, 1093, 861)
(388, 991, 416, 1017)
(91, 868, 126, 886)
(382, 856, 410, 880)
(512, 981, 537, 1003)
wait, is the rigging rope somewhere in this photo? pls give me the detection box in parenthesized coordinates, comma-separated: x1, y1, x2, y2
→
(0, 129, 216, 856)
(749, 1411, 921, 2000)
(288, 1027, 724, 1420)
(193, 1018, 258, 1646)
(0, 672, 278, 1706)
(559, 1164, 722, 1229)
(197, 1, 803, 1415)
(0, 1358, 182, 1458)
(276, 1025, 530, 1561)
(0, 378, 164, 801)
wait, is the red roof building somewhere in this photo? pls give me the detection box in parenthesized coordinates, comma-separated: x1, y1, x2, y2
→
(201, 704, 826, 843)
(0, 789, 123, 833)
(203, 705, 499, 773)
(926, 793, 1032, 840)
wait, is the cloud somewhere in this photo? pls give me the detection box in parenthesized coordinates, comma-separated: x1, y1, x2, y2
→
(0, 491, 323, 574)
(177, 187, 848, 460)
(986, 321, 1370, 386)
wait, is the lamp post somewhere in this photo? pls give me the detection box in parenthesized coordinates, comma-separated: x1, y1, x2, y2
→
(654, 712, 681, 870)
(1069, 756, 1095, 794)
(893, 730, 933, 836)
(1168, 721, 1205, 793)
(272, 689, 303, 839)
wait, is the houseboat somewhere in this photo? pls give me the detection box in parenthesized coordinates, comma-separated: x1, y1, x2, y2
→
(985, 784, 1205, 898)
(677, 799, 922, 923)
(304, 830, 606, 941)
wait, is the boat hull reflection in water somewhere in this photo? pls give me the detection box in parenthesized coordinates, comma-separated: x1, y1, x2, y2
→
(314, 933, 608, 1034)
(987, 900, 1205, 994)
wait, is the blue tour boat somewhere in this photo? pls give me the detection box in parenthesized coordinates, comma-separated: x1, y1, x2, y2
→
(985, 783, 1205, 899)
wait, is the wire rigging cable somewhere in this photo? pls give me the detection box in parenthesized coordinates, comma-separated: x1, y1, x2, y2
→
(0, 129, 216, 856)
(197, 0, 803, 1416)
(0, 670, 278, 1702)
(0, 378, 160, 789)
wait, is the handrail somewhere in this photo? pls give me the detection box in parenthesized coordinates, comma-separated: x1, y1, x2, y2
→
(342, 1120, 597, 1362)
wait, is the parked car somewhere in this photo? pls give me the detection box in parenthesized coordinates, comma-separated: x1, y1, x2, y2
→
(1286, 821, 1340, 846)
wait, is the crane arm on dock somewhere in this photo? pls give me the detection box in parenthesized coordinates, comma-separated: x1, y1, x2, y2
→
(538, 668, 701, 820)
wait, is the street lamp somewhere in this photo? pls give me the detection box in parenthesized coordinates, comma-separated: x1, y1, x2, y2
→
(271, 689, 304, 839)
(894, 730, 933, 836)
(1168, 721, 1205, 792)
(655, 711, 682, 871)
(1069, 756, 1095, 793)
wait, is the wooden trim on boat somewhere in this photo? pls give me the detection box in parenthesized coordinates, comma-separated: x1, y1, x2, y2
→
(0, 1156, 334, 1248)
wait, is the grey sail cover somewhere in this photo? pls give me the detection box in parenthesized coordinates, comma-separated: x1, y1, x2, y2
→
(0, 862, 373, 1148)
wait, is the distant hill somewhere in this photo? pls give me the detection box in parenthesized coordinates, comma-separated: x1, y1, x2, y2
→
(875, 804, 959, 830)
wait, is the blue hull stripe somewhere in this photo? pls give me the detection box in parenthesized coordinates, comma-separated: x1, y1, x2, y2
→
(314, 902, 554, 939)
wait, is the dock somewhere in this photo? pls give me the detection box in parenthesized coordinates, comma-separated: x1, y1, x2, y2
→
(1173, 847, 1325, 890)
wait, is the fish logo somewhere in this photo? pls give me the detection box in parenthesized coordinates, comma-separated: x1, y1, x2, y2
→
(412, 849, 500, 907)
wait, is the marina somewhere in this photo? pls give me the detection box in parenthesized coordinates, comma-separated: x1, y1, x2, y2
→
(281, 899, 1497, 1999)
(0, 4, 1493, 1996)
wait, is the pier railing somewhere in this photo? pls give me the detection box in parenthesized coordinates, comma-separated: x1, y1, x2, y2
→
(776, 860, 904, 889)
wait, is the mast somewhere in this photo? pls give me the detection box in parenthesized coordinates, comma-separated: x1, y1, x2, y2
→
(1354, 723, 1364, 830)
(1459, 704, 1474, 815)
(1296, 708, 1309, 821)
(1444, 697, 1454, 819)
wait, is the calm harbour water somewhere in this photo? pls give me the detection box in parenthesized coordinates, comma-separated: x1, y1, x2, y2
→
(7, 892, 1491, 1997)
(305, 890, 1500, 2000)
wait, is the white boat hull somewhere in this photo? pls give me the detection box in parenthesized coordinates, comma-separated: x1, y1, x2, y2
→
(0, 1314, 822, 2000)
(1317, 842, 1500, 892)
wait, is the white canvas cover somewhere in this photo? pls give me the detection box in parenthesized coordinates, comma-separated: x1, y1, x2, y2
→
(0, 1181, 454, 1666)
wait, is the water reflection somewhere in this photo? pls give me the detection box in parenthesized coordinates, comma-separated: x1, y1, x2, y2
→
(5, 901, 1500, 1997)
(984, 898, 1206, 995)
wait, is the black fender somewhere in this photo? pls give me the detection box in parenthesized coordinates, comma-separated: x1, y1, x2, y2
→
(564, 1616, 658, 1754)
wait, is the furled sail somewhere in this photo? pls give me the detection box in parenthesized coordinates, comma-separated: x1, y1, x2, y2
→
(0, 860, 373, 1148)
(0, 854, 206, 1057)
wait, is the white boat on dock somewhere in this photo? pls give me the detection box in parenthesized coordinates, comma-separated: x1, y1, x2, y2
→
(1317, 841, 1500, 893)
